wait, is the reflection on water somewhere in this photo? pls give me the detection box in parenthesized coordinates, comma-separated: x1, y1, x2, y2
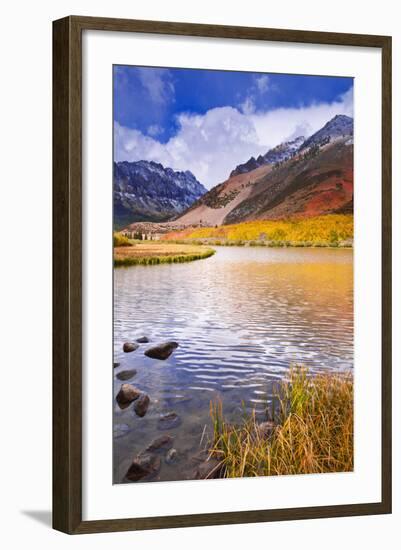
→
(113, 247, 353, 483)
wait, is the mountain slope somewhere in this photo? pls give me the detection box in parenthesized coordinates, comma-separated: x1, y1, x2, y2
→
(230, 136, 305, 177)
(300, 114, 353, 151)
(225, 138, 353, 224)
(176, 163, 273, 226)
(176, 115, 353, 226)
(114, 160, 207, 228)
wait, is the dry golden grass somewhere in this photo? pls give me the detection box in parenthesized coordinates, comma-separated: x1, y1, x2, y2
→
(113, 232, 133, 247)
(178, 215, 353, 246)
(210, 366, 353, 478)
(114, 242, 215, 266)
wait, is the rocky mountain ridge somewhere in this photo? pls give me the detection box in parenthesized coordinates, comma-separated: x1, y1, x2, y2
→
(176, 114, 354, 226)
(300, 114, 353, 150)
(230, 136, 305, 177)
(114, 160, 207, 229)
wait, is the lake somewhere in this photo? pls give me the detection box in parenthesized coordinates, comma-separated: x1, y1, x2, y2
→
(113, 246, 353, 482)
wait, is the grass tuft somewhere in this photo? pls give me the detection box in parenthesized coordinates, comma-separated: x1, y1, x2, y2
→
(113, 232, 133, 247)
(114, 243, 215, 267)
(115, 249, 215, 266)
(210, 366, 353, 477)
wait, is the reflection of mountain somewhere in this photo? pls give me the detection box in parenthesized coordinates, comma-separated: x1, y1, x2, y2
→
(176, 115, 353, 226)
(113, 161, 207, 229)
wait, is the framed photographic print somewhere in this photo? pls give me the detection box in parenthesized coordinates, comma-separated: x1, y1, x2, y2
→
(53, 16, 392, 534)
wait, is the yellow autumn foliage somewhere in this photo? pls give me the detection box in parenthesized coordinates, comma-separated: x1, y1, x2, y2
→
(186, 215, 353, 245)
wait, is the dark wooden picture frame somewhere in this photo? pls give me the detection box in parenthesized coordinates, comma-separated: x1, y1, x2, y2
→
(53, 15, 392, 534)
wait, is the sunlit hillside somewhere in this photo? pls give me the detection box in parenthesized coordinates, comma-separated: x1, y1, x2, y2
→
(166, 214, 353, 246)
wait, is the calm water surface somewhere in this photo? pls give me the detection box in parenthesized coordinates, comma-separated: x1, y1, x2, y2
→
(113, 247, 353, 483)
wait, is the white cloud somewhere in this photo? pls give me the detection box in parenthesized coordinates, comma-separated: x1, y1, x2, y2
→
(115, 87, 353, 189)
(286, 122, 313, 141)
(249, 88, 353, 150)
(147, 124, 163, 137)
(340, 86, 354, 113)
(239, 75, 271, 116)
(239, 97, 256, 115)
(136, 68, 175, 105)
(255, 75, 270, 93)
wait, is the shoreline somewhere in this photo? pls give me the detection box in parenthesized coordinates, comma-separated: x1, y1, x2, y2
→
(209, 366, 354, 478)
(163, 238, 353, 249)
(113, 239, 353, 269)
(114, 242, 215, 267)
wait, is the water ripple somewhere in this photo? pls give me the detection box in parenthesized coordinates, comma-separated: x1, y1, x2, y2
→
(113, 246, 353, 482)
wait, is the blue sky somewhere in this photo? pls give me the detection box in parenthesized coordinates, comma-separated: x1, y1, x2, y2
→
(114, 65, 353, 188)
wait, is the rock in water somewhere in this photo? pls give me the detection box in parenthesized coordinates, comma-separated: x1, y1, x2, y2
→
(113, 423, 130, 439)
(191, 449, 210, 464)
(165, 448, 178, 464)
(134, 393, 150, 417)
(123, 342, 139, 353)
(146, 435, 174, 453)
(144, 341, 179, 360)
(113, 362, 120, 368)
(193, 457, 222, 479)
(158, 411, 181, 430)
(136, 336, 150, 343)
(125, 453, 161, 482)
(116, 369, 137, 381)
(116, 384, 141, 409)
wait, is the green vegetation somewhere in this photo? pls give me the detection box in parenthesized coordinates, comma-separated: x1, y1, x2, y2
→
(210, 366, 353, 477)
(114, 242, 215, 267)
(113, 232, 133, 247)
(183, 215, 353, 247)
(115, 249, 215, 266)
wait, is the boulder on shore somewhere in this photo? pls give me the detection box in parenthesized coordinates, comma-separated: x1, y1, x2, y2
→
(116, 369, 137, 381)
(116, 384, 141, 409)
(146, 435, 174, 453)
(123, 342, 139, 353)
(144, 341, 179, 360)
(134, 393, 150, 417)
(125, 453, 161, 482)
(136, 336, 150, 343)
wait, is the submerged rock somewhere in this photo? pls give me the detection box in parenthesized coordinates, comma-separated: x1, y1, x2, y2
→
(157, 411, 181, 430)
(161, 395, 193, 408)
(191, 449, 210, 464)
(144, 341, 179, 360)
(136, 336, 150, 343)
(125, 453, 161, 482)
(116, 384, 141, 409)
(123, 342, 139, 353)
(193, 457, 222, 480)
(134, 393, 150, 417)
(116, 369, 137, 381)
(113, 423, 130, 438)
(146, 435, 174, 453)
(165, 448, 178, 464)
(191, 449, 223, 479)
